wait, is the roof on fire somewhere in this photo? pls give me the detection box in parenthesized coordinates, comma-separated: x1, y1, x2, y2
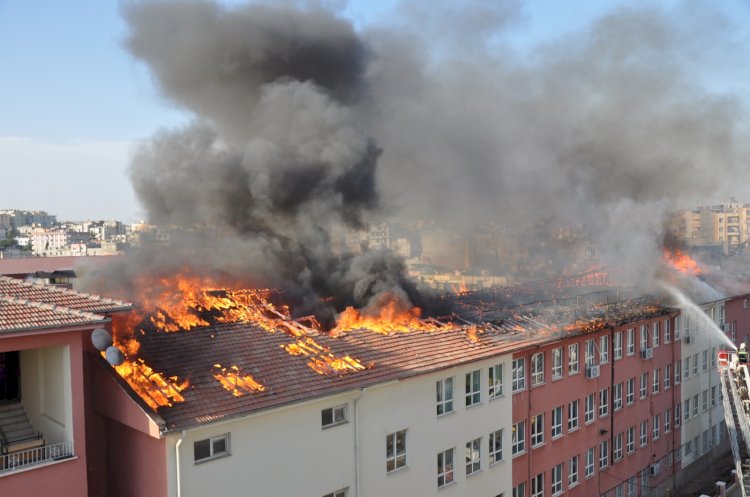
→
(117, 303, 672, 433)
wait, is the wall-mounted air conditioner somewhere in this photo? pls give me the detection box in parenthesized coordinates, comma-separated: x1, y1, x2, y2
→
(650, 462, 661, 476)
(641, 348, 653, 360)
(586, 364, 600, 379)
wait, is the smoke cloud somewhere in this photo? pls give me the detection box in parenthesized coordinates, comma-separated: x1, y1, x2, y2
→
(89, 1, 750, 318)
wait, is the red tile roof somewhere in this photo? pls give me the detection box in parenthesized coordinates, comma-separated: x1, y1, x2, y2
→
(0, 255, 118, 277)
(0, 276, 132, 313)
(0, 295, 108, 333)
(117, 321, 554, 432)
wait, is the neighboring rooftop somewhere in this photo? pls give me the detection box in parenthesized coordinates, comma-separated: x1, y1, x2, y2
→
(0, 255, 117, 278)
(0, 295, 108, 333)
(0, 275, 132, 314)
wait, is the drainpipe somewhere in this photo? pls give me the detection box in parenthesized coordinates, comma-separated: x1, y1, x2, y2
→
(175, 430, 187, 497)
(354, 388, 365, 497)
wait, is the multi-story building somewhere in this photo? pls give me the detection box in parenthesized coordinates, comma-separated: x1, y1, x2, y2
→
(0, 209, 57, 229)
(511, 311, 681, 497)
(674, 299, 730, 485)
(29, 228, 69, 256)
(672, 201, 750, 255)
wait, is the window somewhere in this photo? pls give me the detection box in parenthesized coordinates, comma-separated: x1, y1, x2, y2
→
(489, 429, 503, 464)
(552, 348, 563, 379)
(599, 388, 609, 417)
(569, 455, 579, 486)
(489, 364, 504, 399)
(664, 319, 671, 343)
(386, 430, 407, 472)
(684, 399, 690, 421)
(640, 373, 648, 399)
(466, 438, 481, 476)
(712, 385, 717, 407)
(675, 360, 681, 384)
(653, 414, 660, 440)
(702, 349, 708, 372)
(552, 406, 563, 438)
(684, 356, 690, 379)
(614, 432, 623, 461)
(641, 468, 650, 495)
(322, 405, 347, 428)
(585, 339, 596, 366)
(614, 331, 623, 359)
(514, 483, 527, 497)
(585, 393, 595, 424)
(628, 477, 637, 497)
(599, 440, 609, 469)
(702, 389, 708, 411)
(712, 347, 717, 368)
(437, 378, 454, 415)
(626, 378, 635, 405)
(664, 364, 671, 390)
(568, 400, 579, 431)
(613, 383, 622, 411)
(640, 325, 649, 351)
(652, 368, 660, 394)
(466, 370, 481, 406)
(585, 447, 595, 477)
(531, 353, 544, 386)
(675, 403, 681, 427)
(564, 344, 579, 376)
(194, 433, 230, 463)
(512, 421, 526, 455)
(600, 335, 610, 364)
(513, 358, 526, 392)
(665, 408, 671, 433)
(640, 420, 648, 446)
(626, 426, 635, 454)
(692, 353, 698, 375)
(437, 448, 454, 488)
(675, 315, 682, 340)
(626, 328, 635, 355)
(531, 473, 544, 497)
(552, 463, 563, 495)
(531, 413, 544, 447)
(692, 394, 699, 417)
(323, 489, 347, 497)
(653, 321, 660, 347)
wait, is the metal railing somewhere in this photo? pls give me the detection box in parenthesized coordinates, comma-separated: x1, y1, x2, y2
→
(0, 440, 74, 473)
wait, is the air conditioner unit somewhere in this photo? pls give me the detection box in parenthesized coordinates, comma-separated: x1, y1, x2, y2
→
(685, 335, 694, 344)
(641, 348, 653, 360)
(586, 364, 600, 379)
(650, 462, 661, 476)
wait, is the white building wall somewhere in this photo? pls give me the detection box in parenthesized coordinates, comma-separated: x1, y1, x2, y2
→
(678, 300, 726, 467)
(165, 354, 513, 497)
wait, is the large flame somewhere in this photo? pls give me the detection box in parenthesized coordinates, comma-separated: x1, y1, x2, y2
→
(332, 292, 450, 335)
(663, 249, 702, 276)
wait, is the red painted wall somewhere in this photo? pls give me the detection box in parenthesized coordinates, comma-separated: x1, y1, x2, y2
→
(512, 313, 680, 496)
(725, 294, 750, 348)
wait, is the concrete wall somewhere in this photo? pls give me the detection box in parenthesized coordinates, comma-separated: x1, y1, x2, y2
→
(165, 354, 513, 497)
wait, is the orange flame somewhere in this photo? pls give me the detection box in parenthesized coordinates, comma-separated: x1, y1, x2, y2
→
(663, 249, 702, 276)
(213, 364, 266, 396)
(333, 292, 448, 334)
(109, 355, 189, 410)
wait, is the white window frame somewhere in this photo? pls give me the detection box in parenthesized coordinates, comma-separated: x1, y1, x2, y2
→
(552, 347, 563, 379)
(437, 448, 454, 488)
(552, 463, 563, 496)
(653, 321, 660, 347)
(692, 394, 699, 417)
(614, 432, 623, 461)
(626, 328, 635, 356)
(193, 433, 230, 463)
(614, 331, 623, 360)
(531, 413, 544, 447)
(675, 360, 681, 384)
(640, 420, 648, 447)
(512, 421, 526, 455)
(640, 325, 649, 351)
(531, 473, 544, 497)
(600, 335, 609, 364)
(585, 447, 595, 477)
(652, 368, 660, 394)
(489, 363, 504, 399)
(514, 483, 527, 497)
(386, 430, 407, 472)
(599, 388, 609, 417)
(322, 404, 348, 428)
(465, 438, 481, 476)
(613, 382, 622, 411)
(436, 377, 454, 416)
(489, 429, 503, 464)
(512, 358, 526, 392)
(323, 489, 348, 497)
(692, 353, 698, 376)
(585, 393, 595, 424)
(665, 408, 672, 433)
(640, 373, 648, 399)
(702, 350, 708, 372)
(684, 356, 690, 380)
(664, 318, 671, 343)
(568, 343, 579, 374)
(531, 353, 544, 386)
(626, 378, 635, 405)
(653, 414, 660, 440)
(664, 364, 671, 390)
(585, 339, 596, 366)
(569, 454, 579, 486)
(599, 440, 609, 469)
(551, 406, 563, 438)
(626, 426, 635, 454)
(466, 370, 481, 407)
(568, 399, 579, 431)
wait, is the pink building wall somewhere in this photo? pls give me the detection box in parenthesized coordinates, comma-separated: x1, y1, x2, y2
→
(725, 294, 750, 348)
(0, 327, 91, 497)
(512, 312, 680, 496)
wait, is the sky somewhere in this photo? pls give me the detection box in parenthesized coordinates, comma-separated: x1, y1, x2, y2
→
(0, 0, 748, 222)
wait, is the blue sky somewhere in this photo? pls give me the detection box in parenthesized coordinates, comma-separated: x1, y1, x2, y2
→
(0, 0, 748, 221)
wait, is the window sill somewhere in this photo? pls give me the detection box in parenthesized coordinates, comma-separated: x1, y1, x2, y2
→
(322, 420, 349, 430)
(489, 393, 505, 402)
(489, 459, 505, 468)
(568, 426, 580, 434)
(585, 472, 596, 480)
(466, 401, 483, 409)
(438, 481, 456, 490)
(386, 465, 409, 476)
(466, 468, 482, 478)
(568, 481, 580, 489)
(512, 450, 526, 459)
(437, 410, 456, 419)
(531, 442, 545, 450)
(531, 381, 545, 388)
(194, 452, 231, 465)
(551, 433, 564, 441)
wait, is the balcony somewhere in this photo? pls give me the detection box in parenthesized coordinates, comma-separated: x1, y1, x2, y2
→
(1, 440, 74, 473)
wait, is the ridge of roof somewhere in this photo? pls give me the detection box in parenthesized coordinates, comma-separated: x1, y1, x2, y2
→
(0, 275, 133, 312)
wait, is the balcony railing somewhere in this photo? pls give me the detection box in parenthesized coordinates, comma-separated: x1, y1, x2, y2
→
(0, 440, 74, 474)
